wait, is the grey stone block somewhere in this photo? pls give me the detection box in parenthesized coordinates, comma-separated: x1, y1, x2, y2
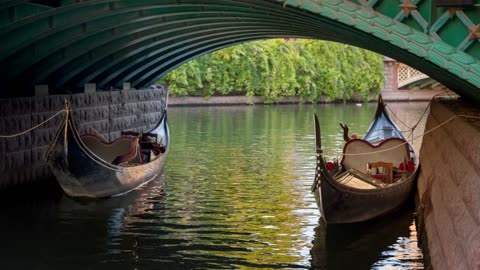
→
(32, 128, 54, 146)
(32, 146, 48, 166)
(6, 116, 30, 133)
(110, 91, 122, 104)
(32, 96, 49, 113)
(11, 98, 32, 115)
(84, 83, 96, 93)
(0, 136, 6, 154)
(0, 99, 12, 116)
(95, 92, 110, 106)
(34, 85, 49, 96)
(50, 95, 68, 111)
(6, 134, 31, 152)
(0, 117, 6, 136)
(72, 93, 89, 108)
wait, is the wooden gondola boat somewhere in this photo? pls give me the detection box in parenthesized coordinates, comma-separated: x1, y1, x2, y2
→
(46, 101, 170, 198)
(312, 95, 419, 224)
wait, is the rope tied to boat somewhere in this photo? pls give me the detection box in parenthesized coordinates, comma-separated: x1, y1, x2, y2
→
(385, 90, 456, 142)
(0, 109, 66, 138)
(341, 114, 478, 156)
(385, 102, 429, 143)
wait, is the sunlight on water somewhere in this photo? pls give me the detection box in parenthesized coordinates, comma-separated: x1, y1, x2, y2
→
(0, 102, 428, 269)
(372, 223, 425, 270)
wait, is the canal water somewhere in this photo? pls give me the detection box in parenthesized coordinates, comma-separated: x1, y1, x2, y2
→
(0, 102, 427, 269)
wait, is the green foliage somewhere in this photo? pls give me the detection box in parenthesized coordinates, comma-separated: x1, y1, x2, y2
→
(158, 39, 384, 103)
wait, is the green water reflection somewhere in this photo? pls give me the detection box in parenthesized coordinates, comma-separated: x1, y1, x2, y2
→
(0, 102, 427, 269)
(164, 103, 426, 269)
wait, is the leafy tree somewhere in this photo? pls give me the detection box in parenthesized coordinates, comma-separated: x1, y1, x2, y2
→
(158, 39, 384, 103)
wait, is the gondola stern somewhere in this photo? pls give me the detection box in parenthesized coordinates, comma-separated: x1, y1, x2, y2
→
(147, 109, 170, 148)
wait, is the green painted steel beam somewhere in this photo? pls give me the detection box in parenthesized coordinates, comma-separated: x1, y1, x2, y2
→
(35, 17, 296, 84)
(1, 0, 314, 86)
(61, 28, 308, 89)
(276, 0, 480, 103)
(46, 23, 314, 88)
(0, 0, 480, 104)
(60, 17, 325, 88)
(136, 21, 429, 88)
(64, 11, 386, 90)
(120, 31, 306, 87)
(128, 27, 379, 88)
(26, 2, 326, 88)
(0, 0, 286, 59)
(87, 26, 310, 88)
(1, 6, 243, 76)
(124, 15, 408, 88)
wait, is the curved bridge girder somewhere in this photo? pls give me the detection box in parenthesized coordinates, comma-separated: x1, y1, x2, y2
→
(1, 0, 480, 104)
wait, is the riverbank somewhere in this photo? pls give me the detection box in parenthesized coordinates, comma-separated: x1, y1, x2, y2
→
(168, 89, 455, 106)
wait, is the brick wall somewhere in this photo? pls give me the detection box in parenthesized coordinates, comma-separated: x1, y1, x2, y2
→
(382, 58, 398, 92)
(0, 88, 166, 188)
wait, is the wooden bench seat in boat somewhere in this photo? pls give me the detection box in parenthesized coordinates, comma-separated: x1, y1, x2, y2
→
(335, 169, 388, 189)
(368, 161, 394, 183)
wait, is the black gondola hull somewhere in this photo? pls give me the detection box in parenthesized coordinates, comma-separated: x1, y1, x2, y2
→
(46, 109, 169, 198)
(316, 168, 418, 224)
(312, 95, 419, 224)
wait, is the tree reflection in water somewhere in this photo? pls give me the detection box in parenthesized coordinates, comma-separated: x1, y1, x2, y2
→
(0, 103, 428, 269)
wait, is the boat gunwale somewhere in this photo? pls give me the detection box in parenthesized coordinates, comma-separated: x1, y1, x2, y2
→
(318, 156, 419, 195)
(47, 106, 169, 197)
(62, 110, 169, 172)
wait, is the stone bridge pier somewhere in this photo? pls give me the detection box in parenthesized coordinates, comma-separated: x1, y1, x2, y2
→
(415, 97, 480, 270)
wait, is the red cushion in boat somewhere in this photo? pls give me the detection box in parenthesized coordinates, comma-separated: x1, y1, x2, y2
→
(399, 161, 415, 172)
(326, 162, 335, 171)
(407, 161, 415, 172)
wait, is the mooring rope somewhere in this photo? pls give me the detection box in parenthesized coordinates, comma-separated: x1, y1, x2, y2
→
(386, 102, 427, 142)
(457, 114, 480, 119)
(385, 104, 412, 129)
(385, 90, 455, 143)
(341, 114, 460, 156)
(340, 114, 480, 157)
(0, 109, 66, 138)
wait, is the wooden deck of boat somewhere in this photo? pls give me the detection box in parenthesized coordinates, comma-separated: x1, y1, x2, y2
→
(335, 169, 387, 189)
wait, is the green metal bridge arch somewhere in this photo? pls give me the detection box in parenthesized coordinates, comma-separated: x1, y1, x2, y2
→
(1, 0, 480, 103)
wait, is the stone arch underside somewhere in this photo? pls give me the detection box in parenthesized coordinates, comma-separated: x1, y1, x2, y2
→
(1, 0, 480, 104)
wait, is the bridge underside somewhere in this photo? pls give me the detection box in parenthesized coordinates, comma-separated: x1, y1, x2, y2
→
(1, 0, 480, 103)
